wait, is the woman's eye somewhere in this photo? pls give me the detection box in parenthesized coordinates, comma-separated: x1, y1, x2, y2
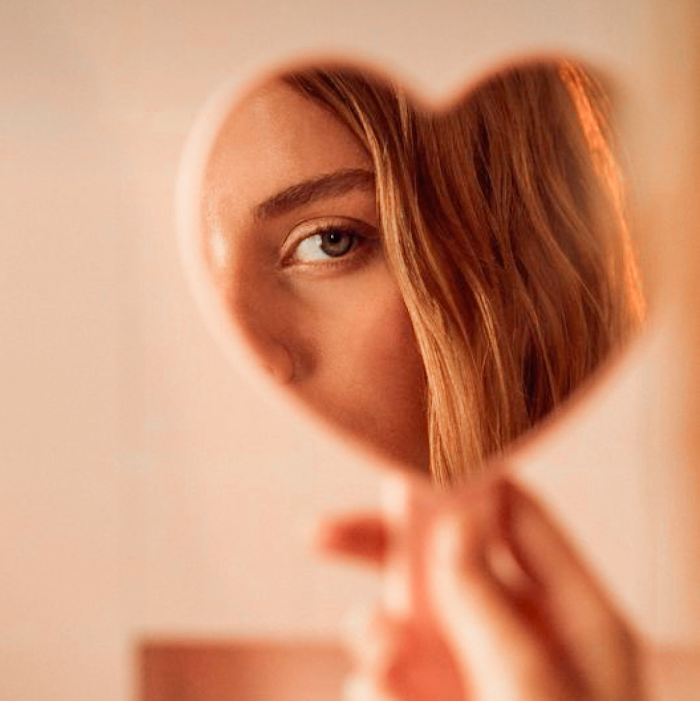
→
(279, 217, 380, 271)
(292, 228, 359, 263)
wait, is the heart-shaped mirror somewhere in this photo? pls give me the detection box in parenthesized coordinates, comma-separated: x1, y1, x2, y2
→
(178, 57, 645, 484)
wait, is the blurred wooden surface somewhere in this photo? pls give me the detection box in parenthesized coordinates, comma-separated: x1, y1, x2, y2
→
(140, 641, 348, 701)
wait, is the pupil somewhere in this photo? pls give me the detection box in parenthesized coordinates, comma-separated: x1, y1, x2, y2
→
(320, 230, 354, 257)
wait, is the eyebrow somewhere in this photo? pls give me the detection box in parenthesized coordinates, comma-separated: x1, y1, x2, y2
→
(253, 168, 375, 220)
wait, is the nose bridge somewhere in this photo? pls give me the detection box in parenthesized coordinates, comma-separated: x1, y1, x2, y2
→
(225, 272, 298, 384)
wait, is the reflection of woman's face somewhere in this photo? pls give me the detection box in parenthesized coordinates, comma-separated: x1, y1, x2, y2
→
(204, 81, 429, 470)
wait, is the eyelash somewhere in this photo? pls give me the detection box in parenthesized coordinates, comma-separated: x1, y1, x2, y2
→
(280, 221, 379, 271)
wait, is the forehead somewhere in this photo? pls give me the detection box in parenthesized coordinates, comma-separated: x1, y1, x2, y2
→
(204, 80, 372, 215)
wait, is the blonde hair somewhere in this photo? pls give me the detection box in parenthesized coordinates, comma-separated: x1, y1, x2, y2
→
(285, 60, 644, 484)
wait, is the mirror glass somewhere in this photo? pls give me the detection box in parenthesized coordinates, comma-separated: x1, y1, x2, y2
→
(181, 58, 645, 484)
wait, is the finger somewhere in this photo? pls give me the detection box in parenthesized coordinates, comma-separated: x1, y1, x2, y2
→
(428, 503, 563, 697)
(342, 607, 406, 675)
(344, 611, 464, 701)
(503, 481, 641, 689)
(313, 514, 389, 567)
(503, 481, 628, 633)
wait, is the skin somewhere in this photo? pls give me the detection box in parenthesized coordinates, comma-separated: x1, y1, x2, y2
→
(317, 478, 648, 701)
(204, 80, 429, 471)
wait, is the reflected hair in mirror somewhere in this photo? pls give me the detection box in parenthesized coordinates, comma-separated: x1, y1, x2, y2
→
(202, 59, 645, 484)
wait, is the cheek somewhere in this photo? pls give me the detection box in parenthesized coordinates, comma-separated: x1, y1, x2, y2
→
(353, 294, 423, 390)
(302, 268, 423, 391)
(293, 266, 429, 466)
